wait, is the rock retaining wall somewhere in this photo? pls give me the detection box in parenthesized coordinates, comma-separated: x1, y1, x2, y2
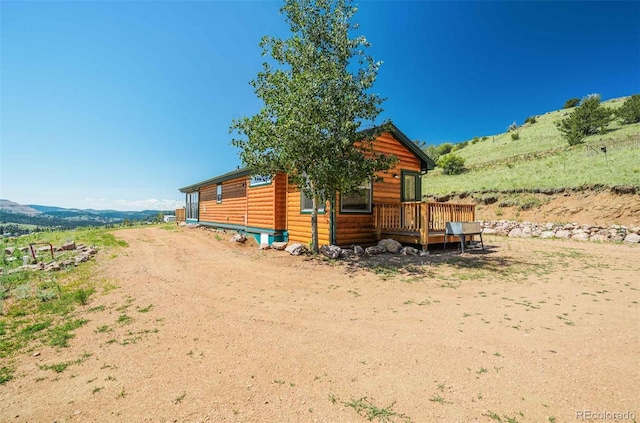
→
(481, 220, 640, 244)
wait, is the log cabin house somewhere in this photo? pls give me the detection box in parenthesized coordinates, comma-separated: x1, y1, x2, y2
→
(177, 123, 475, 249)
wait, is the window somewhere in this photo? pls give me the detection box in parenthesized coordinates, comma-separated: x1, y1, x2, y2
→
(301, 191, 325, 213)
(340, 179, 372, 213)
(216, 184, 222, 203)
(401, 171, 420, 202)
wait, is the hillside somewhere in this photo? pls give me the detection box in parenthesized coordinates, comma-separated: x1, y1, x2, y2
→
(0, 200, 171, 230)
(0, 199, 41, 216)
(422, 96, 640, 225)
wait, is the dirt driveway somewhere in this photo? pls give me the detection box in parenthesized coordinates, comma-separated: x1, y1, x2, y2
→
(2, 226, 638, 422)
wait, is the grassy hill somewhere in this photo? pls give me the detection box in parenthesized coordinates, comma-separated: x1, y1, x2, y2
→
(422, 96, 640, 196)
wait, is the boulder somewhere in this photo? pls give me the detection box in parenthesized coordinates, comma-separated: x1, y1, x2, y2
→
(554, 230, 571, 239)
(624, 233, 640, 244)
(61, 241, 76, 251)
(400, 246, 419, 256)
(572, 232, 590, 241)
(44, 261, 61, 272)
(353, 245, 364, 256)
(271, 241, 288, 251)
(285, 243, 305, 255)
(590, 234, 608, 242)
(377, 238, 403, 254)
(540, 231, 555, 239)
(319, 245, 342, 259)
(340, 249, 353, 259)
(4, 247, 15, 255)
(545, 222, 555, 231)
(482, 228, 498, 235)
(19, 246, 29, 253)
(365, 246, 385, 256)
(230, 233, 247, 243)
(508, 228, 523, 238)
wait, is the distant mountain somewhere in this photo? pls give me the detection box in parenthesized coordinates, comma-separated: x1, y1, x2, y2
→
(0, 199, 41, 216)
(0, 200, 171, 229)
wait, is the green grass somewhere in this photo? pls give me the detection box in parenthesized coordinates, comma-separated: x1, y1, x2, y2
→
(343, 397, 412, 423)
(423, 97, 640, 195)
(0, 227, 127, 372)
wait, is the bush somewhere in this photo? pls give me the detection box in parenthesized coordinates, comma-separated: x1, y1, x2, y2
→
(525, 116, 537, 124)
(616, 94, 640, 124)
(436, 143, 453, 156)
(471, 136, 479, 144)
(507, 121, 517, 132)
(564, 98, 580, 109)
(511, 132, 520, 141)
(453, 140, 469, 151)
(555, 94, 613, 145)
(437, 154, 466, 175)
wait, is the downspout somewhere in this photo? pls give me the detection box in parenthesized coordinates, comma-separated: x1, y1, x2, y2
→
(329, 192, 337, 246)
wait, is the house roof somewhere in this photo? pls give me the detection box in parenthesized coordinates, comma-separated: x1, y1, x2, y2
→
(367, 122, 436, 172)
(178, 168, 250, 193)
(178, 123, 436, 193)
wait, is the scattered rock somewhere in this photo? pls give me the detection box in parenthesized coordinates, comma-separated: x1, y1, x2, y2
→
(285, 243, 305, 256)
(482, 228, 498, 235)
(572, 232, 590, 241)
(271, 241, 288, 251)
(365, 246, 385, 256)
(353, 245, 364, 256)
(419, 250, 430, 256)
(319, 245, 342, 259)
(4, 247, 15, 255)
(377, 238, 403, 254)
(540, 231, 555, 239)
(340, 249, 353, 259)
(258, 243, 271, 250)
(230, 233, 247, 243)
(624, 233, 640, 244)
(400, 246, 419, 256)
(61, 241, 76, 251)
(44, 261, 61, 272)
(554, 230, 571, 239)
(508, 228, 523, 238)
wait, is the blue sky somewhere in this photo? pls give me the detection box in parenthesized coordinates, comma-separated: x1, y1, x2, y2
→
(1, 1, 638, 211)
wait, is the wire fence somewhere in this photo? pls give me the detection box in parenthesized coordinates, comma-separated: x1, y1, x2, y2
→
(585, 134, 640, 156)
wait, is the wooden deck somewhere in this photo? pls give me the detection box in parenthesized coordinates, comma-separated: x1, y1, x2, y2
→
(374, 202, 476, 248)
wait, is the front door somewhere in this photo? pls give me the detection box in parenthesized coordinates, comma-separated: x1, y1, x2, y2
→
(401, 171, 421, 202)
(401, 171, 421, 229)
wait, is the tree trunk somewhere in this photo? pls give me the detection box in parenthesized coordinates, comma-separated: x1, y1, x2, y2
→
(310, 182, 319, 254)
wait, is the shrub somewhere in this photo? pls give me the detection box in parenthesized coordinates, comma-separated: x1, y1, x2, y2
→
(616, 94, 640, 124)
(555, 94, 613, 145)
(437, 154, 466, 175)
(471, 137, 479, 145)
(564, 98, 580, 109)
(511, 132, 520, 141)
(507, 121, 517, 132)
(436, 143, 453, 156)
(525, 116, 537, 124)
(453, 140, 469, 151)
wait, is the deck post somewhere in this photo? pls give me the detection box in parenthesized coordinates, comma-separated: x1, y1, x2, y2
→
(374, 206, 382, 240)
(420, 202, 429, 250)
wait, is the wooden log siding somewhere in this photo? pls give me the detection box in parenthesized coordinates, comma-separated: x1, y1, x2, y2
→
(335, 132, 423, 246)
(286, 183, 331, 246)
(246, 174, 286, 230)
(198, 176, 248, 226)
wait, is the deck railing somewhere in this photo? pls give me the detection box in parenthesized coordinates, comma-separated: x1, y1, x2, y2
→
(175, 208, 186, 223)
(374, 202, 475, 243)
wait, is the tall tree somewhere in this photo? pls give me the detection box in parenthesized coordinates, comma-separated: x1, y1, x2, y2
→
(230, 0, 396, 252)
